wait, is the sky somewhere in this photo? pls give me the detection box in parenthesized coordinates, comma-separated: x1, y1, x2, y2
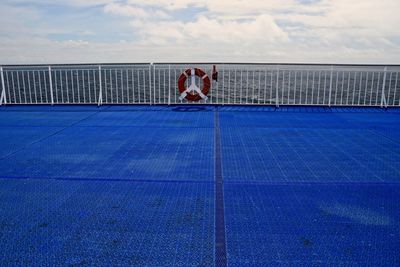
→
(0, 0, 399, 64)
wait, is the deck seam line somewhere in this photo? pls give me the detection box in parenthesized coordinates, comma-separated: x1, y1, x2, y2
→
(215, 107, 228, 267)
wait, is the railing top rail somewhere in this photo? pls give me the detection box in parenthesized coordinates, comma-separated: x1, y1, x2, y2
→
(1, 62, 400, 68)
(0, 63, 150, 68)
(152, 62, 400, 67)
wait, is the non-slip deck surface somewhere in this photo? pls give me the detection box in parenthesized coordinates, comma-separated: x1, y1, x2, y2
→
(0, 105, 399, 266)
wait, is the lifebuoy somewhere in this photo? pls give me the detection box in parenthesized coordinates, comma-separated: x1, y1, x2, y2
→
(178, 68, 211, 102)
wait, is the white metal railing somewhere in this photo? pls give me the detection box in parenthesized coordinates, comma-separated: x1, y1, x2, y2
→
(0, 63, 399, 107)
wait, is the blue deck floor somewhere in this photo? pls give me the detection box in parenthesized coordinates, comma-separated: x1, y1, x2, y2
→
(0, 105, 399, 266)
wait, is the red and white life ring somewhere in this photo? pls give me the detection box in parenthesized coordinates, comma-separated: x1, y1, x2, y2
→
(178, 68, 211, 102)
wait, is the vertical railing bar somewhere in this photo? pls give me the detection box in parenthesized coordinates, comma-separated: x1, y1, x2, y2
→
(132, 69, 135, 103)
(44, 70, 49, 103)
(163, 68, 166, 104)
(76, 69, 80, 103)
(369, 72, 375, 106)
(120, 68, 126, 104)
(340, 71, 344, 105)
(125, 69, 129, 104)
(38, 71, 43, 103)
(32, 70, 37, 104)
(276, 67, 279, 107)
(317, 71, 321, 105)
(21, 70, 27, 103)
(357, 72, 362, 106)
(387, 72, 393, 106)
(149, 64, 152, 105)
(54, 70, 58, 104)
(168, 65, 171, 105)
(311, 71, 315, 104)
(70, 70, 75, 103)
(0, 67, 6, 105)
(92, 69, 97, 103)
(137, 68, 141, 104)
(81, 70, 86, 104)
(152, 65, 156, 104)
(107, 68, 112, 104)
(64, 70, 69, 103)
(222, 65, 225, 105)
(122, 68, 126, 103)
(136, 68, 140, 103)
(363, 72, 368, 106)
(393, 72, 398, 106)
(142, 66, 146, 104)
(143, 68, 146, 103)
(93, 69, 97, 103)
(27, 71, 32, 104)
(229, 68, 232, 104)
(334, 71, 338, 105)
(257, 69, 261, 105)
(328, 66, 333, 107)
(323, 70, 327, 105)
(5, 71, 12, 104)
(226, 67, 229, 104)
(340, 71, 345, 105)
(174, 68, 177, 104)
(54, 69, 59, 104)
(375, 72, 381, 106)
(305, 70, 309, 105)
(294, 70, 297, 105)
(11, 71, 17, 103)
(16, 71, 22, 103)
(380, 66, 387, 108)
(281, 70, 285, 105)
(346, 71, 350, 105)
(352, 72, 357, 105)
(87, 70, 91, 103)
(263, 68, 267, 105)
(108, 69, 112, 104)
(270, 69, 273, 105)
(245, 69, 249, 104)
(287, 70, 291, 105)
(104, 69, 108, 103)
(59, 70, 63, 103)
(98, 66, 103, 106)
(120, 69, 124, 104)
(114, 69, 119, 103)
(300, 70, 303, 105)
(233, 66, 237, 104)
(252, 69, 255, 104)
(158, 68, 161, 104)
(240, 69, 243, 104)
(179, 67, 183, 104)
(110, 69, 118, 104)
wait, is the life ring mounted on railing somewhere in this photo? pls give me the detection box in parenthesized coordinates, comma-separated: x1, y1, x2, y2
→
(178, 68, 211, 102)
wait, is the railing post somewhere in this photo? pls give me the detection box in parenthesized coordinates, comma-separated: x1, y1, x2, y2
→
(0, 67, 7, 105)
(328, 66, 333, 107)
(98, 65, 103, 106)
(221, 64, 223, 105)
(153, 64, 156, 104)
(149, 63, 152, 105)
(168, 65, 171, 105)
(48, 66, 54, 105)
(380, 66, 388, 108)
(276, 67, 279, 108)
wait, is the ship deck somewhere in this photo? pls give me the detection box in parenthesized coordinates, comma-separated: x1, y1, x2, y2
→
(0, 105, 399, 266)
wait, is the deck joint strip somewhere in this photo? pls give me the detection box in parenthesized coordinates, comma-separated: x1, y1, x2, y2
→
(215, 107, 228, 267)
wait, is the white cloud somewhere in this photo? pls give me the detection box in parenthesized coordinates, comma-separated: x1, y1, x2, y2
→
(0, 0, 399, 64)
(130, 15, 288, 46)
(104, 3, 170, 19)
(104, 3, 151, 18)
